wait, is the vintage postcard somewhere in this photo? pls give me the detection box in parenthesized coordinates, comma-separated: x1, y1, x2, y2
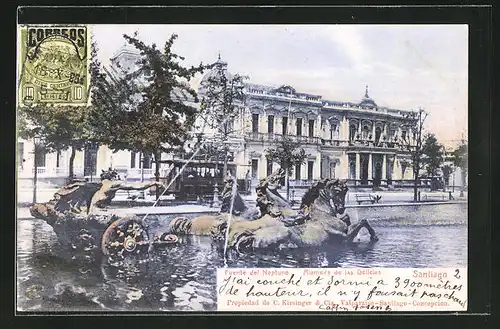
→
(17, 23, 469, 313)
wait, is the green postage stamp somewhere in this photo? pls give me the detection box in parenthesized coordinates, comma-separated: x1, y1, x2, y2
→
(17, 25, 90, 105)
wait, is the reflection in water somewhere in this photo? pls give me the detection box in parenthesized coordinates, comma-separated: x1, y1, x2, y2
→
(17, 203, 467, 312)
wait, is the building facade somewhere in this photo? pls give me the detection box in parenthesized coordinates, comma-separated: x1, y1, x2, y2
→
(18, 46, 463, 189)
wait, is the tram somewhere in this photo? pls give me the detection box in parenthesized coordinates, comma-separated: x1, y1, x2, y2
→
(159, 159, 246, 201)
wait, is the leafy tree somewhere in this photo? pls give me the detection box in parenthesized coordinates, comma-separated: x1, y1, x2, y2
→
(17, 39, 104, 182)
(198, 56, 247, 176)
(421, 133, 444, 176)
(265, 136, 308, 201)
(400, 108, 428, 201)
(18, 104, 94, 182)
(453, 139, 468, 190)
(89, 32, 209, 199)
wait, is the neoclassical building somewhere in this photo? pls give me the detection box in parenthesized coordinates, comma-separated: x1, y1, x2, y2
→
(18, 45, 429, 189)
(226, 80, 417, 186)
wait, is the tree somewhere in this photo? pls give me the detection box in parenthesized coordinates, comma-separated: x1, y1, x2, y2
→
(17, 39, 104, 182)
(199, 56, 247, 176)
(18, 104, 93, 182)
(400, 108, 428, 201)
(421, 133, 444, 176)
(89, 32, 210, 199)
(453, 139, 468, 192)
(265, 136, 308, 201)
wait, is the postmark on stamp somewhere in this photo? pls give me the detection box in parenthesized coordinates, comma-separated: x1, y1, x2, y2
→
(17, 25, 90, 106)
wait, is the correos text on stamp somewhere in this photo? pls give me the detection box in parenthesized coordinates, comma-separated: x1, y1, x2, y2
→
(18, 25, 90, 106)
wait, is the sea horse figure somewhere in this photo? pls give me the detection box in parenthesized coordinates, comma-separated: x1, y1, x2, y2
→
(169, 174, 379, 251)
(29, 168, 166, 257)
(230, 178, 379, 251)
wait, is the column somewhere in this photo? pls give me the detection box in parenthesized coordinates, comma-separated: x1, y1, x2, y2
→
(368, 153, 373, 181)
(382, 154, 387, 180)
(355, 153, 360, 180)
(315, 153, 321, 179)
(340, 152, 349, 179)
(341, 116, 347, 140)
(372, 123, 376, 140)
(393, 155, 400, 179)
(358, 120, 362, 137)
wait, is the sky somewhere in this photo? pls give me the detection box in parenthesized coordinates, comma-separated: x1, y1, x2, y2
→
(92, 24, 468, 147)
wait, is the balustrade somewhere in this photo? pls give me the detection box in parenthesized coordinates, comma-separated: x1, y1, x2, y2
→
(246, 132, 321, 145)
(32, 167, 46, 174)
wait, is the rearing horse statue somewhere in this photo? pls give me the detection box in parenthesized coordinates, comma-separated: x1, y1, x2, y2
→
(231, 178, 378, 251)
(169, 175, 379, 252)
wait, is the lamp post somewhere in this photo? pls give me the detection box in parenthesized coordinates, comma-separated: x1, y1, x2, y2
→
(32, 137, 40, 204)
(452, 166, 455, 193)
(212, 150, 221, 208)
(140, 152, 145, 199)
(140, 152, 145, 183)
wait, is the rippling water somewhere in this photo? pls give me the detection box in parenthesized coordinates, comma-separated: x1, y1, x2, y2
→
(17, 203, 467, 312)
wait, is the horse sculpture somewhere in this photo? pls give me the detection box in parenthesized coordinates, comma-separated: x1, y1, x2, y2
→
(29, 169, 166, 259)
(169, 171, 379, 252)
(254, 168, 308, 226)
(167, 173, 259, 237)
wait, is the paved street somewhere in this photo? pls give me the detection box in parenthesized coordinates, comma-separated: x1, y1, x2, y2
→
(17, 186, 467, 208)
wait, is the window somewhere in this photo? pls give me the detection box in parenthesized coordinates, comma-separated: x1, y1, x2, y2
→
(362, 125, 369, 139)
(330, 124, 338, 140)
(56, 150, 61, 168)
(130, 151, 136, 168)
(18, 142, 24, 169)
(330, 163, 336, 179)
(309, 120, 315, 137)
(295, 163, 301, 180)
(389, 129, 396, 141)
(268, 115, 274, 134)
(266, 159, 273, 176)
(251, 159, 258, 178)
(402, 130, 407, 142)
(282, 117, 288, 135)
(296, 118, 303, 136)
(349, 156, 356, 179)
(307, 161, 314, 180)
(375, 127, 382, 145)
(252, 114, 259, 133)
(349, 124, 357, 140)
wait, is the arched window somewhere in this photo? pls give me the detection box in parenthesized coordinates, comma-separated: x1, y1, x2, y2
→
(375, 127, 382, 145)
(349, 124, 357, 140)
(362, 125, 370, 139)
(389, 129, 397, 141)
(330, 123, 339, 140)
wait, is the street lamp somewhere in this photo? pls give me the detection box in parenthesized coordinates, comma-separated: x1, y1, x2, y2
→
(140, 152, 145, 183)
(452, 165, 455, 193)
(140, 152, 145, 199)
(212, 150, 221, 208)
(32, 137, 40, 204)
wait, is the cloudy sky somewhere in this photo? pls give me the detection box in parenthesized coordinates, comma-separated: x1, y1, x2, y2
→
(93, 24, 468, 147)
